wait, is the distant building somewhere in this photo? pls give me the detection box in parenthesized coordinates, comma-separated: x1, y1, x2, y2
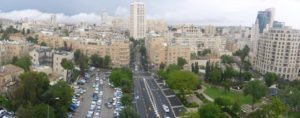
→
(0, 40, 33, 65)
(146, 36, 190, 69)
(130, 0, 146, 39)
(0, 64, 24, 98)
(256, 8, 275, 33)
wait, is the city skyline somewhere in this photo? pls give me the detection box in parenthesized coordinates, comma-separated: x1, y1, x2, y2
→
(1, 0, 300, 28)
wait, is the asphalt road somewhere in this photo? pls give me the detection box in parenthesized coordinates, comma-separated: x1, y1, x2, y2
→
(73, 71, 96, 118)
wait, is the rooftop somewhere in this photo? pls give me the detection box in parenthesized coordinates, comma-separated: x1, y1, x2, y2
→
(0, 64, 24, 77)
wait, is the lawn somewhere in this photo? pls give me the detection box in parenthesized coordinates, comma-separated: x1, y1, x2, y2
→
(204, 86, 253, 105)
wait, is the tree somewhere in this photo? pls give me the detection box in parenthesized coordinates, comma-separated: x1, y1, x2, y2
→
(232, 101, 241, 113)
(61, 58, 74, 82)
(12, 56, 18, 64)
(21, 28, 25, 35)
(42, 81, 73, 118)
(201, 49, 211, 56)
(221, 55, 234, 64)
(247, 98, 288, 118)
(198, 103, 223, 118)
(63, 29, 69, 36)
(32, 104, 55, 118)
(191, 63, 195, 73)
(90, 54, 103, 68)
(243, 60, 252, 71)
(103, 55, 111, 68)
(26, 36, 38, 44)
(209, 67, 222, 85)
(223, 67, 238, 80)
(167, 70, 199, 97)
(40, 42, 47, 46)
(214, 97, 232, 108)
(194, 62, 199, 74)
(119, 106, 139, 118)
(166, 64, 181, 73)
(121, 93, 133, 106)
(205, 61, 211, 79)
(244, 80, 267, 109)
(14, 56, 32, 71)
(177, 57, 187, 69)
(26, 29, 30, 34)
(242, 72, 252, 81)
(74, 49, 81, 64)
(79, 55, 89, 76)
(61, 58, 74, 70)
(264, 72, 279, 87)
(13, 72, 49, 108)
(159, 63, 166, 70)
(222, 80, 232, 92)
(109, 68, 133, 88)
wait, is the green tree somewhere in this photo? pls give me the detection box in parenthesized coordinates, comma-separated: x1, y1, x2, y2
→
(166, 64, 181, 73)
(40, 42, 47, 46)
(121, 93, 133, 106)
(74, 49, 81, 64)
(198, 103, 223, 118)
(194, 62, 199, 74)
(104, 55, 111, 68)
(42, 81, 73, 118)
(119, 106, 139, 118)
(209, 67, 222, 85)
(167, 70, 199, 97)
(12, 56, 18, 64)
(177, 57, 187, 69)
(247, 98, 288, 118)
(242, 72, 252, 81)
(232, 101, 241, 113)
(14, 56, 32, 71)
(63, 29, 69, 36)
(32, 103, 55, 118)
(222, 80, 232, 92)
(90, 54, 103, 68)
(79, 55, 89, 76)
(191, 63, 195, 73)
(201, 49, 211, 56)
(264, 72, 279, 87)
(21, 28, 25, 35)
(221, 55, 234, 64)
(61, 58, 74, 82)
(61, 58, 74, 70)
(13, 72, 49, 108)
(26, 29, 30, 34)
(244, 80, 267, 109)
(214, 97, 232, 108)
(26, 36, 38, 44)
(223, 66, 238, 80)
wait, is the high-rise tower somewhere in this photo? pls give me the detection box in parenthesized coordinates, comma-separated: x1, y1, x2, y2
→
(255, 8, 275, 33)
(130, 0, 146, 40)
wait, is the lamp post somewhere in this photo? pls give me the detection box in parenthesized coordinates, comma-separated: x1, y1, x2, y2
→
(48, 97, 60, 118)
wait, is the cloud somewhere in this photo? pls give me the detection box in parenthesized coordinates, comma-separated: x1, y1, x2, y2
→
(0, 9, 102, 24)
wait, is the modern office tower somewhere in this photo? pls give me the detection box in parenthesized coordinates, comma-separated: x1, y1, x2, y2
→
(255, 8, 275, 33)
(255, 27, 300, 80)
(130, 0, 146, 39)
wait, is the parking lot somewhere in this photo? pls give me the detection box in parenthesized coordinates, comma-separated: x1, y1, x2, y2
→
(71, 68, 113, 118)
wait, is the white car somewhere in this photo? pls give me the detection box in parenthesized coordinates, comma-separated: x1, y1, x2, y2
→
(76, 101, 81, 107)
(97, 100, 102, 105)
(97, 105, 101, 110)
(95, 87, 99, 91)
(162, 104, 170, 113)
(94, 112, 100, 117)
(99, 91, 103, 96)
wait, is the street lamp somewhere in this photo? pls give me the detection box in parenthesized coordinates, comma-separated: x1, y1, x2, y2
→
(48, 97, 60, 118)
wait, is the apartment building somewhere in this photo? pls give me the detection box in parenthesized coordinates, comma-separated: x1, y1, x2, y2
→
(130, 0, 146, 39)
(146, 36, 190, 68)
(255, 27, 300, 80)
(53, 51, 74, 81)
(0, 40, 32, 65)
(0, 64, 24, 98)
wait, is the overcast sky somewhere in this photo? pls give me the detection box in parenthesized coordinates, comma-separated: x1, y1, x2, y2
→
(0, 0, 300, 28)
